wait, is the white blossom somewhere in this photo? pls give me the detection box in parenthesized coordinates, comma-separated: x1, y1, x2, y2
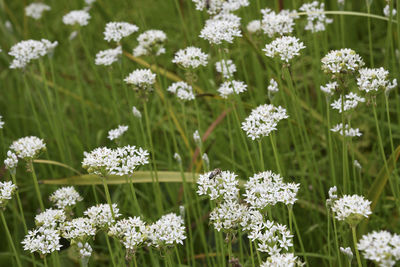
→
(261, 253, 304, 267)
(299, 2, 333, 32)
(124, 69, 156, 92)
(146, 213, 186, 248)
(331, 123, 362, 137)
(84, 203, 121, 229)
(263, 36, 305, 63)
(61, 217, 96, 241)
(261, 8, 295, 37)
(340, 247, 353, 260)
(268, 78, 279, 93)
(109, 217, 147, 251)
(62, 10, 91, 26)
(172, 47, 208, 69)
(95, 46, 122, 66)
(49, 187, 83, 209)
(218, 80, 247, 98)
(10, 136, 46, 160)
(215, 59, 237, 79)
(108, 125, 128, 141)
(192, 0, 249, 14)
(199, 14, 242, 44)
(0, 181, 17, 208)
(357, 67, 397, 93)
(133, 30, 167, 57)
(35, 209, 66, 229)
(25, 3, 51, 20)
(167, 81, 195, 101)
(4, 151, 18, 170)
(197, 170, 239, 202)
(9, 39, 58, 69)
(104, 22, 139, 42)
(331, 194, 372, 225)
(330, 92, 365, 113)
(0, 115, 3, 128)
(384, 5, 397, 18)
(132, 106, 142, 118)
(22, 227, 61, 255)
(209, 200, 248, 232)
(322, 49, 365, 74)
(320, 81, 338, 96)
(247, 20, 262, 33)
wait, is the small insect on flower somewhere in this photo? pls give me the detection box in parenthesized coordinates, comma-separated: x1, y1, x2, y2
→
(208, 168, 222, 180)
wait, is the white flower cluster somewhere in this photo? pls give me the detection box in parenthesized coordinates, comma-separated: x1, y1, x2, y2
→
(35, 208, 66, 229)
(104, 22, 139, 42)
(197, 170, 240, 202)
(260, 8, 295, 37)
(326, 186, 338, 206)
(320, 81, 338, 96)
(247, 20, 262, 33)
(172, 47, 208, 69)
(209, 200, 248, 232)
(25, 3, 51, 20)
(218, 80, 247, 98)
(49, 186, 83, 210)
(244, 171, 300, 209)
(108, 217, 147, 251)
(330, 92, 365, 113)
(215, 59, 237, 79)
(261, 253, 304, 267)
(268, 78, 279, 93)
(4, 151, 18, 170)
(321, 49, 365, 74)
(0, 115, 3, 128)
(299, 1, 333, 33)
(95, 46, 122, 66)
(167, 81, 195, 101)
(82, 145, 149, 176)
(263, 36, 306, 63)
(0, 181, 17, 208)
(358, 230, 400, 267)
(241, 104, 288, 140)
(199, 13, 242, 44)
(9, 39, 58, 69)
(107, 125, 128, 141)
(9, 136, 46, 160)
(124, 69, 156, 92)
(62, 10, 91, 26)
(132, 106, 142, 118)
(147, 213, 186, 248)
(331, 194, 372, 224)
(61, 217, 96, 241)
(340, 247, 353, 260)
(133, 30, 167, 57)
(84, 203, 121, 229)
(192, 0, 249, 14)
(357, 67, 397, 93)
(22, 227, 61, 255)
(331, 123, 362, 137)
(77, 242, 93, 258)
(384, 5, 397, 18)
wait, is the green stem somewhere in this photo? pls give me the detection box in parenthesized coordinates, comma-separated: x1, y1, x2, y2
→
(351, 227, 362, 267)
(101, 177, 115, 219)
(0, 211, 22, 267)
(29, 161, 44, 211)
(258, 140, 264, 170)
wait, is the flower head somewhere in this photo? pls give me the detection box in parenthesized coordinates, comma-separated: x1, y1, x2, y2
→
(0, 181, 17, 208)
(22, 227, 61, 255)
(320, 81, 338, 96)
(109, 217, 147, 251)
(357, 67, 397, 94)
(108, 125, 128, 141)
(199, 14, 242, 44)
(61, 217, 96, 241)
(247, 20, 262, 33)
(104, 22, 139, 42)
(197, 170, 239, 202)
(215, 59, 237, 79)
(331, 194, 372, 226)
(218, 80, 247, 99)
(9, 39, 58, 69)
(4, 151, 18, 170)
(35, 209, 66, 229)
(124, 69, 156, 92)
(384, 5, 397, 18)
(263, 36, 305, 63)
(299, 2, 333, 32)
(268, 78, 279, 93)
(132, 106, 142, 118)
(172, 47, 208, 69)
(330, 92, 365, 113)
(10, 136, 46, 160)
(25, 3, 51, 20)
(331, 123, 362, 137)
(49, 186, 83, 210)
(192, 0, 249, 14)
(62, 10, 91, 26)
(260, 8, 295, 37)
(95, 46, 122, 66)
(133, 30, 167, 57)
(167, 81, 195, 101)
(84, 203, 121, 229)
(147, 213, 186, 248)
(322, 49, 365, 74)
(261, 253, 304, 267)
(209, 200, 248, 232)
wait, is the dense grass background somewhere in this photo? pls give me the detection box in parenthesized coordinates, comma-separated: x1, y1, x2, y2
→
(1, 0, 400, 266)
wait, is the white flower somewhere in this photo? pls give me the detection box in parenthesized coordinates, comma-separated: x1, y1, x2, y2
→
(199, 14, 242, 44)
(358, 230, 400, 267)
(9, 39, 58, 69)
(340, 247, 353, 260)
(61, 217, 96, 241)
(112, 146, 149, 176)
(35, 209, 66, 229)
(354, 160, 362, 170)
(197, 170, 239, 202)
(104, 22, 138, 42)
(109, 217, 147, 251)
(330, 92, 365, 113)
(10, 136, 46, 159)
(241, 104, 288, 140)
(22, 227, 61, 255)
(25, 3, 51, 20)
(326, 186, 338, 206)
(261, 8, 295, 37)
(4, 151, 18, 170)
(0, 115, 4, 128)
(124, 69, 156, 91)
(62, 10, 91, 26)
(261, 253, 304, 267)
(172, 47, 208, 69)
(244, 171, 300, 209)
(320, 81, 338, 96)
(331, 123, 362, 137)
(268, 78, 279, 93)
(69, 31, 78, 41)
(84, 204, 121, 228)
(132, 106, 142, 118)
(167, 81, 195, 101)
(133, 30, 167, 57)
(95, 46, 122, 66)
(263, 36, 306, 63)
(192, 0, 249, 14)
(108, 125, 128, 141)
(357, 67, 397, 93)
(247, 20, 262, 33)
(0, 181, 17, 207)
(215, 59, 237, 79)
(331, 194, 372, 224)
(384, 5, 397, 18)
(193, 130, 201, 145)
(218, 80, 247, 99)
(77, 242, 92, 258)
(147, 213, 186, 248)
(209, 200, 248, 232)
(174, 153, 182, 163)
(299, 2, 333, 32)
(202, 153, 210, 170)
(322, 49, 365, 74)
(49, 186, 83, 209)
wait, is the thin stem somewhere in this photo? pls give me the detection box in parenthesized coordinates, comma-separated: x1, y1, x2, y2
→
(29, 161, 44, 211)
(128, 175, 142, 215)
(351, 227, 362, 267)
(101, 177, 115, 219)
(0, 211, 22, 267)
(258, 140, 264, 170)
(105, 233, 117, 267)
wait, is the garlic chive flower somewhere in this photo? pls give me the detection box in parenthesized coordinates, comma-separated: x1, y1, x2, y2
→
(260, 8, 295, 37)
(261, 253, 304, 267)
(49, 186, 83, 210)
(357, 67, 397, 94)
(215, 59, 237, 79)
(95, 46, 122, 66)
(197, 170, 240, 202)
(320, 81, 338, 96)
(384, 5, 397, 18)
(147, 213, 186, 248)
(358, 230, 400, 267)
(218, 80, 247, 99)
(241, 104, 288, 140)
(326, 186, 338, 206)
(77, 242, 93, 259)
(107, 125, 128, 141)
(354, 160, 362, 170)
(267, 78, 279, 93)
(331, 194, 372, 226)
(209, 200, 248, 232)
(299, 1, 333, 33)
(199, 14, 242, 44)
(104, 22, 139, 43)
(4, 151, 18, 171)
(132, 106, 142, 118)
(167, 81, 195, 101)
(35, 208, 66, 229)
(340, 247, 354, 261)
(108, 217, 147, 254)
(124, 69, 156, 92)
(263, 36, 306, 63)
(84, 203, 121, 229)
(247, 20, 262, 34)
(133, 30, 167, 57)
(9, 39, 58, 69)
(331, 123, 362, 137)
(330, 92, 365, 113)
(192, 0, 249, 15)
(174, 153, 182, 164)
(172, 47, 208, 69)
(321, 49, 365, 74)
(61, 217, 96, 241)
(25, 3, 51, 20)
(10, 136, 46, 160)
(0, 181, 17, 208)
(193, 130, 201, 145)
(62, 10, 91, 26)
(22, 227, 61, 255)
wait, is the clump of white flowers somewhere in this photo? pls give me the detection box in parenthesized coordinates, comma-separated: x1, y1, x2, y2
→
(330, 92, 365, 113)
(326, 186, 338, 206)
(95, 46, 122, 66)
(192, 0, 249, 14)
(242, 104, 288, 140)
(384, 5, 397, 18)
(260, 8, 295, 37)
(358, 230, 400, 267)
(0, 181, 17, 209)
(108, 217, 147, 254)
(218, 80, 247, 99)
(331, 123, 362, 137)
(320, 81, 338, 96)
(9, 39, 58, 69)
(247, 20, 262, 34)
(261, 253, 304, 267)
(215, 59, 237, 79)
(35, 208, 66, 229)
(25, 3, 51, 20)
(62, 10, 91, 26)
(172, 47, 208, 69)
(268, 78, 279, 93)
(104, 22, 139, 43)
(108, 125, 128, 141)
(299, 1, 333, 32)
(244, 171, 300, 209)
(209, 200, 248, 232)
(49, 187, 83, 210)
(199, 13, 242, 44)
(133, 30, 167, 57)
(84, 203, 121, 229)
(167, 81, 195, 101)
(124, 69, 156, 93)
(22, 227, 61, 255)
(132, 106, 142, 118)
(147, 213, 186, 248)
(61, 217, 96, 241)
(357, 67, 397, 94)
(197, 170, 239, 202)
(321, 49, 365, 74)
(9, 136, 46, 160)
(331, 194, 372, 226)
(263, 36, 306, 63)
(340, 247, 353, 260)
(4, 151, 18, 171)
